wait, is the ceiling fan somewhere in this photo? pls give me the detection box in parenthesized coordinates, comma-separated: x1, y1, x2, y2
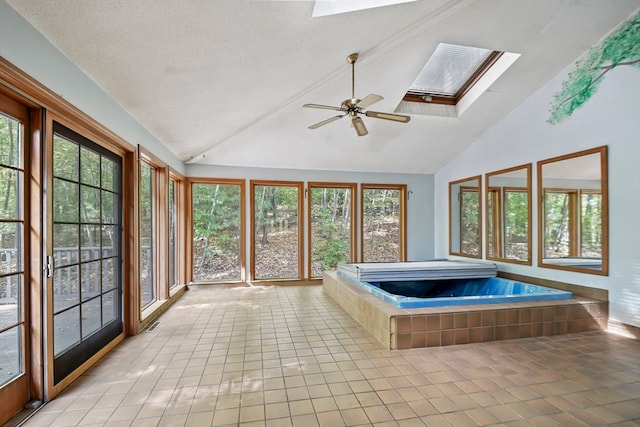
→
(303, 53, 411, 136)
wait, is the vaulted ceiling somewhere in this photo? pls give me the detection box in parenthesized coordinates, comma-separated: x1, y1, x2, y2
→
(6, 0, 640, 173)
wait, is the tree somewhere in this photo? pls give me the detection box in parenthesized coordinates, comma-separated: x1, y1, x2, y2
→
(548, 12, 640, 124)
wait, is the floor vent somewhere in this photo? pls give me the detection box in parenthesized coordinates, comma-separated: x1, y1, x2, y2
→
(146, 321, 160, 332)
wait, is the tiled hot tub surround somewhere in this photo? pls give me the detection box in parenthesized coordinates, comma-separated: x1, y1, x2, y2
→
(323, 271, 608, 350)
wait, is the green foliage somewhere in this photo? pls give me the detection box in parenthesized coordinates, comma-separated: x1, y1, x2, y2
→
(310, 187, 352, 274)
(548, 12, 640, 124)
(460, 190, 480, 255)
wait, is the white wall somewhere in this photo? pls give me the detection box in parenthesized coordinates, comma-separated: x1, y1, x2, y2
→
(0, 1, 185, 174)
(435, 62, 640, 327)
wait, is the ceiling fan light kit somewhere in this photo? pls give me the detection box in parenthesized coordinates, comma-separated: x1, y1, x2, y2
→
(303, 53, 411, 136)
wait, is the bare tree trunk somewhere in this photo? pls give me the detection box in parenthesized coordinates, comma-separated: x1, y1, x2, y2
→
(200, 184, 220, 268)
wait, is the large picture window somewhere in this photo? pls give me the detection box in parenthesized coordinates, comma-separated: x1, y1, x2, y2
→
(251, 181, 303, 280)
(361, 185, 406, 262)
(308, 183, 355, 278)
(191, 180, 244, 282)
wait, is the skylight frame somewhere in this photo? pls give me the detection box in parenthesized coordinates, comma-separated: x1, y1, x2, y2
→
(404, 46, 503, 106)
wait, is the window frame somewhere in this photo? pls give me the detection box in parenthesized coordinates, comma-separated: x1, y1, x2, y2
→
(168, 170, 186, 293)
(360, 184, 407, 263)
(188, 178, 246, 284)
(403, 49, 503, 106)
(250, 180, 304, 282)
(307, 182, 357, 279)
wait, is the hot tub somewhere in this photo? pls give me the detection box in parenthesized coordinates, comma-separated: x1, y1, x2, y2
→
(349, 276, 574, 309)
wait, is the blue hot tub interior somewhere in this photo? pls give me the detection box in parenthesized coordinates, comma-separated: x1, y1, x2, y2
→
(353, 276, 573, 309)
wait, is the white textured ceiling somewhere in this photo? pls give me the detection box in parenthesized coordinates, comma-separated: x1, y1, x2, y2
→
(6, 0, 640, 173)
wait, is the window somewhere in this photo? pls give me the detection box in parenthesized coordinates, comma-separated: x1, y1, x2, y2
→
(139, 161, 155, 308)
(361, 185, 406, 262)
(251, 181, 303, 280)
(403, 43, 502, 105)
(191, 180, 244, 282)
(168, 175, 185, 289)
(308, 183, 356, 278)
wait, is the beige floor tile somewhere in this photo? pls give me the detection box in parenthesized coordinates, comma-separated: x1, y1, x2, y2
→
(15, 286, 640, 427)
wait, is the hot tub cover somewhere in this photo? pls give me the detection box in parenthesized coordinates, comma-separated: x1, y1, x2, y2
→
(337, 259, 497, 282)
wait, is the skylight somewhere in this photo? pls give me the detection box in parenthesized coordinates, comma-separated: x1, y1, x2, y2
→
(405, 43, 502, 105)
(312, 0, 417, 17)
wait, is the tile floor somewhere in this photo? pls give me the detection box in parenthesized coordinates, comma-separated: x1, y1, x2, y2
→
(21, 285, 640, 426)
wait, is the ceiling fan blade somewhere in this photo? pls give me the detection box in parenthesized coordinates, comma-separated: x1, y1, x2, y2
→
(365, 110, 411, 123)
(308, 114, 346, 129)
(352, 116, 368, 136)
(303, 103, 343, 111)
(356, 94, 383, 109)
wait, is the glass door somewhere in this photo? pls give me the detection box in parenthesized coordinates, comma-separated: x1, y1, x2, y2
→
(0, 93, 30, 424)
(49, 122, 123, 385)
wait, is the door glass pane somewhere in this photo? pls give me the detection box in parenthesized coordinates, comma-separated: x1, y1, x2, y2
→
(54, 307, 80, 356)
(253, 184, 300, 280)
(0, 326, 21, 386)
(310, 186, 352, 278)
(0, 111, 25, 388)
(362, 187, 403, 262)
(101, 158, 115, 191)
(81, 261, 100, 301)
(53, 136, 78, 181)
(0, 276, 19, 329)
(53, 265, 80, 312)
(53, 224, 79, 266)
(80, 186, 101, 223)
(101, 191, 116, 224)
(53, 178, 79, 222)
(81, 297, 101, 339)
(102, 258, 117, 292)
(81, 225, 100, 261)
(192, 183, 242, 282)
(102, 289, 118, 325)
(139, 163, 154, 307)
(0, 223, 21, 275)
(0, 169, 19, 219)
(80, 146, 100, 186)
